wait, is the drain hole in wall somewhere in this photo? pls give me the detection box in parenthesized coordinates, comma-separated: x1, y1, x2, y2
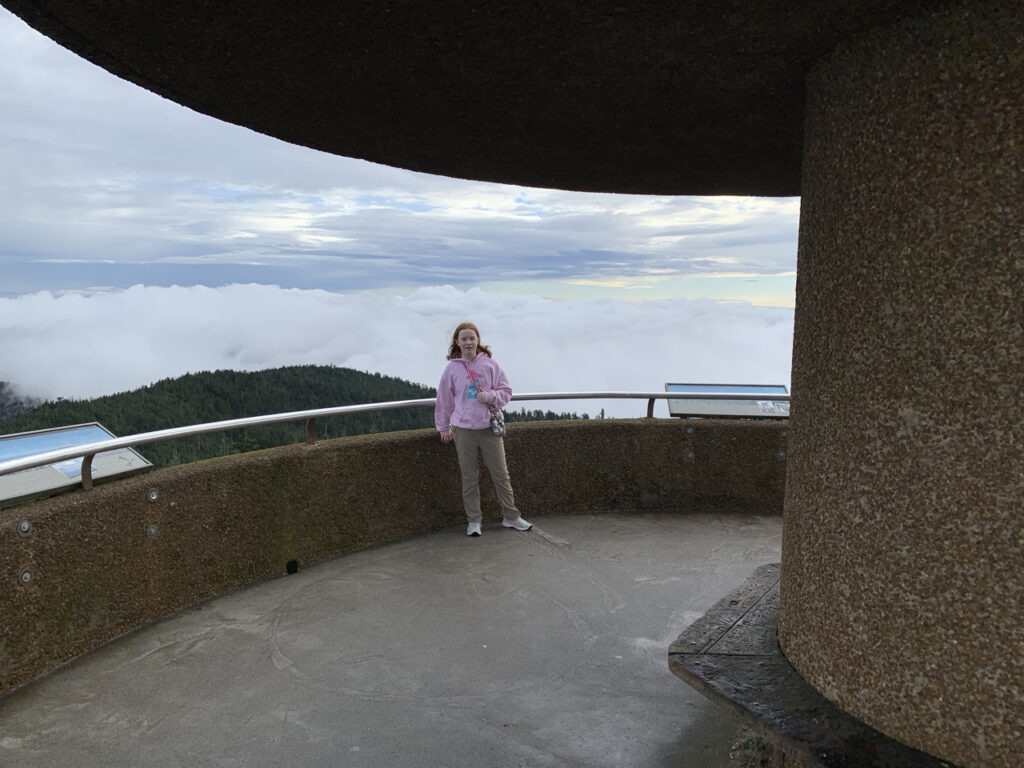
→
(286, 559, 299, 575)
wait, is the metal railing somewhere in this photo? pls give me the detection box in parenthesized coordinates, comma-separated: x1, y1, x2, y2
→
(0, 391, 790, 489)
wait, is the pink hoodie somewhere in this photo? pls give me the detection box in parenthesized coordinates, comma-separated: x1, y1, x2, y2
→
(435, 354, 512, 432)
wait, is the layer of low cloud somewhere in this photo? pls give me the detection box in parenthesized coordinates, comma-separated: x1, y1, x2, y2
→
(0, 285, 793, 418)
(1, 10, 797, 421)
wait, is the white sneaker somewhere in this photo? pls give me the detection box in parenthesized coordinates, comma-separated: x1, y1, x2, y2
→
(501, 517, 532, 531)
(467, 522, 482, 537)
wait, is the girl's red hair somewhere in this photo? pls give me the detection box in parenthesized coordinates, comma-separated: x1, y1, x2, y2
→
(446, 321, 493, 360)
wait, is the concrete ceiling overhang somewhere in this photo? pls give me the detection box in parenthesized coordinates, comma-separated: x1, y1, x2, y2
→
(3, 1, 938, 196)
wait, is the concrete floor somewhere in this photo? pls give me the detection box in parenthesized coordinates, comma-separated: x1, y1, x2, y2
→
(0, 512, 782, 768)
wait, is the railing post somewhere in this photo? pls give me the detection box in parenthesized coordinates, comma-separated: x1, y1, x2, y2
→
(647, 398, 655, 418)
(81, 454, 95, 490)
(305, 418, 316, 444)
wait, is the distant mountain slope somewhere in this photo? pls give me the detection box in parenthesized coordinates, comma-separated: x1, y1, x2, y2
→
(0, 366, 437, 468)
(1, 366, 583, 468)
(0, 382, 40, 425)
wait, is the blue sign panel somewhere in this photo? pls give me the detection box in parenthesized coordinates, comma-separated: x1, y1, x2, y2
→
(0, 423, 152, 506)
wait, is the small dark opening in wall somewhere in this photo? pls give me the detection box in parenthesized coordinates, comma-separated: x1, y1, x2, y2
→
(286, 559, 299, 574)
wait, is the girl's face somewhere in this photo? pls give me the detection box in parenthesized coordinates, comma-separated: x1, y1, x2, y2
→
(457, 328, 479, 359)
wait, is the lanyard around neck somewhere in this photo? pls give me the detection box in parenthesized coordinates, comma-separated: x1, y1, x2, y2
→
(459, 360, 480, 385)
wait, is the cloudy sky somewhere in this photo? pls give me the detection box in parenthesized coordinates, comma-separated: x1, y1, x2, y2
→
(0, 9, 799, 418)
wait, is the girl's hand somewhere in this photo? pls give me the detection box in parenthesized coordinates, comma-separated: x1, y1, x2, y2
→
(475, 389, 487, 402)
(440, 428, 454, 444)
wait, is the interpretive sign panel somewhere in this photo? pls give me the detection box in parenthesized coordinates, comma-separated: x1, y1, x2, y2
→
(0, 423, 152, 506)
(665, 383, 790, 419)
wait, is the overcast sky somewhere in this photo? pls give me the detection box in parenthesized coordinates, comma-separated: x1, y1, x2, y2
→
(0, 9, 799, 417)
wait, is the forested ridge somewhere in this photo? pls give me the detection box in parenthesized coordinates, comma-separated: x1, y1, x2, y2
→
(0, 381, 39, 423)
(1, 366, 582, 468)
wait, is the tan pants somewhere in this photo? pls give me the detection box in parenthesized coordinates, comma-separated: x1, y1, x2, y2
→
(453, 427, 520, 523)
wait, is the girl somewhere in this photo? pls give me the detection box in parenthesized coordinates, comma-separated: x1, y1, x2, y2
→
(435, 322, 532, 536)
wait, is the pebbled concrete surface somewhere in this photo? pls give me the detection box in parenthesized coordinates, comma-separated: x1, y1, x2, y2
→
(783, 3, 1023, 764)
(0, 512, 781, 768)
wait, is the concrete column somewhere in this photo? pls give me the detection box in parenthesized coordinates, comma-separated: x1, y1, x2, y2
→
(779, 2, 1022, 766)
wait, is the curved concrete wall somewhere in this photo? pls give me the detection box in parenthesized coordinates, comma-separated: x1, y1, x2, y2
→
(1, 418, 786, 695)
(780, 3, 1023, 766)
